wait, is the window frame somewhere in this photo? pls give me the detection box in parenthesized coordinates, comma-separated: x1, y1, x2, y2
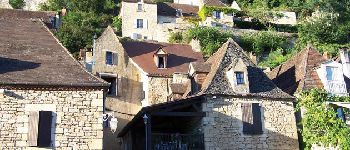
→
(137, 4, 143, 11)
(242, 103, 263, 135)
(136, 19, 144, 28)
(235, 72, 245, 85)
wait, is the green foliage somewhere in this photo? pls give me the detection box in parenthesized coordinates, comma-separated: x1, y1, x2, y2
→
(297, 89, 350, 149)
(237, 31, 289, 55)
(182, 16, 201, 26)
(185, 27, 233, 57)
(198, 6, 240, 21)
(169, 32, 184, 44)
(40, 0, 117, 55)
(9, 0, 25, 9)
(112, 16, 122, 36)
(258, 48, 295, 68)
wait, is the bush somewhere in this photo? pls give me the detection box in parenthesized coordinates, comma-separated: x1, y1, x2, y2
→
(112, 16, 122, 36)
(169, 32, 184, 44)
(9, 0, 25, 9)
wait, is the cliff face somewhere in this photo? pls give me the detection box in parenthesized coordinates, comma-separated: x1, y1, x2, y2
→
(0, 0, 48, 11)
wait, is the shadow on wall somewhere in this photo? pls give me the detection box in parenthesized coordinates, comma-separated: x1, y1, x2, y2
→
(268, 66, 299, 95)
(0, 57, 41, 74)
(167, 54, 197, 68)
(104, 116, 131, 150)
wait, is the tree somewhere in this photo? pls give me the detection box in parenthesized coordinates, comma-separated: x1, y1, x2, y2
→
(9, 0, 25, 9)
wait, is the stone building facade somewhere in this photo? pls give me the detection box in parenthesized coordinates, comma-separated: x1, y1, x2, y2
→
(0, 0, 47, 11)
(0, 10, 108, 149)
(91, 26, 204, 149)
(0, 89, 105, 149)
(202, 97, 298, 149)
(118, 39, 299, 150)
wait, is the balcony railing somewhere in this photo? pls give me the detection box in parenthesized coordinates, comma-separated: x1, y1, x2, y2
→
(326, 81, 348, 96)
(152, 133, 204, 150)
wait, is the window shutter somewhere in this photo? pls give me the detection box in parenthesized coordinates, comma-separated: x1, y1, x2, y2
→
(242, 103, 253, 133)
(220, 12, 224, 19)
(115, 76, 118, 96)
(337, 107, 345, 122)
(133, 20, 137, 29)
(38, 111, 53, 147)
(212, 11, 216, 18)
(113, 53, 118, 65)
(144, 19, 148, 29)
(252, 103, 263, 134)
(117, 77, 122, 96)
(28, 111, 39, 146)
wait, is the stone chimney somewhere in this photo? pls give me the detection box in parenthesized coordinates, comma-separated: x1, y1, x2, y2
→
(323, 51, 330, 59)
(249, 52, 257, 65)
(340, 48, 350, 79)
(190, 38, 201, 52)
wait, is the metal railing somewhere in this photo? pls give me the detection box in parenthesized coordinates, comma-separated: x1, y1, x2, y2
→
(152, 133, 204, 150)
(326, 81, 348, 96)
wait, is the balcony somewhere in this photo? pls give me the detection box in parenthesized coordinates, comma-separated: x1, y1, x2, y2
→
(326, 81, 348, 96)
(152, 133, 204, 150)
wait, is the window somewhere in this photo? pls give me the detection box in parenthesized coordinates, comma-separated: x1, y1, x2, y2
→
(137, 19, 143, 28)
(106, 51, 118, 65)
(235, 72, 244, 84)
(101, 76, 118, 96)
(242, 103, 263, 135)
(137, 4, 142, 11)
(326, 66, 336, 80)
(176, 9, 182, 17)
(213, 11, 221, 19)
(144, 36, 148, 40)
(28, 111, 53, 147)
(158, 56, 165, 68)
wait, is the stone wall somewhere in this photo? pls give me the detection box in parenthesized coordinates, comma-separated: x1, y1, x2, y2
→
(0, 0, 47, 11)
(202, 96, 299, 150)
(121, 2, 157, 40)
(148, 76, 172, 105)
(0, 89, 104, 149)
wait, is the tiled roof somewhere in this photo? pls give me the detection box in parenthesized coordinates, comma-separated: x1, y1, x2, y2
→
(198, 38, 293, 99)
(157, 3, 199, 17)
(267, 46, 327, 95)
(0, 17, 108, 88)
(170, 83, 187, 94)
(204, 0, 226, 7)
(0, 8, 56, 24)
(191, 62, 211, 73)
(121, 40, 204, 76)
(122, 0, 155, 4)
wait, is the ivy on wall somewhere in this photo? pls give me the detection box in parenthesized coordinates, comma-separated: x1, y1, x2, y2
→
(198, 6, 240, 21)
(297, 89, 350, 150)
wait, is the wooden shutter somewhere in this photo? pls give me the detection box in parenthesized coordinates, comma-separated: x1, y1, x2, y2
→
(220, 12, 224, 19)
(38, 111, 53, 147)
(144, 19, 148, 29)
(252, 103, 263, 134)
(133, 20, 137, 28)
(212, 11, 217, 18)
(117, 77, 123, 96)
(113, 53, 118, 65)
(242, 103, 253, 133)
(28, 111, 39, 146)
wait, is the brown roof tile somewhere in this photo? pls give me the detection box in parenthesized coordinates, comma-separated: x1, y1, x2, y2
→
(121, 40, 204, 76)
(191, 62, 211, 73)
(122, 0, 155, 4)
(0, 17, 108, 88)
(0, 8, 56, 24)
(157, 3, 199, 17)
(267, 46, 327, 95)
(204, 0, 227, 7)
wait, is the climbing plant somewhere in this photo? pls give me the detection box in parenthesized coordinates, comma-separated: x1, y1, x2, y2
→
(9, 0, 25, 9)
(297, 89, 350, 150)
(198, 6, 240, 21)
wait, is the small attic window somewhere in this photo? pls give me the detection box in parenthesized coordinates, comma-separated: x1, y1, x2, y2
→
(154, 47, 168, 69)
(235, 72, 245, 85)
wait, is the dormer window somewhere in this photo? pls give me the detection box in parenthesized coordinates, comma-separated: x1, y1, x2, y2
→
(235, 72, 245, 84)
(154, 47, 168, 69)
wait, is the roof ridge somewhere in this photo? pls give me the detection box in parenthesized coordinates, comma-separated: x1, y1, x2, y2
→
(39, 19, 109, 86)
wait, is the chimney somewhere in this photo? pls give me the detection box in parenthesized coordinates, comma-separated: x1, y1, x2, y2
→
(92, 33, 98, 65)
(190, 38, 201, 52)
(323, 51, 330, 59)
(249, 52, 257, 65)
(340, 48, 350, 79)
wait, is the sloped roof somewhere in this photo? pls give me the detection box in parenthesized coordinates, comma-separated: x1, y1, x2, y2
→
(198, 38, 293, 99)
(191, 62, 211, 73)
(121, 40, 204, 76)
(267, 46, 327, 95)
(0, 17, 108, 89)
(122, 0, 155, 4)
(204, 0, 226, 7)
(157, 2, 199, 17)
(0, 8, 56, 25)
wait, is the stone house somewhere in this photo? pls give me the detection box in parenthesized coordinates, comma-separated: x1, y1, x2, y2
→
(0, 0, 48, 11)
(91, 26, 204, 149)
(0, 10, 108, 149)
(120, 0, 237, 42)
(118, 39, 299, 150)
